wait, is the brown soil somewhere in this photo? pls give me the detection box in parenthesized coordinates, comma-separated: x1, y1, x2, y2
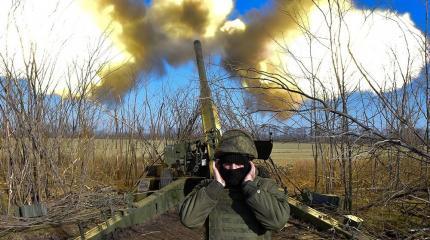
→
(0, 210, 338, 240)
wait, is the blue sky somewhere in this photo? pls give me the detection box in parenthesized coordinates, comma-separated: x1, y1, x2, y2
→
(354, 0, 427, 30)
(141, 0, 427, 37)
(233, 0, 427, 31)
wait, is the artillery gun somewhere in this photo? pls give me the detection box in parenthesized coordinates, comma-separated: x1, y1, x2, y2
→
(74, 41, 372, 240)
(154, 40, 273, 186)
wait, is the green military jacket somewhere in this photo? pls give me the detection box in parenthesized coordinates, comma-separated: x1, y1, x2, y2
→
(180, 177, 290, 240)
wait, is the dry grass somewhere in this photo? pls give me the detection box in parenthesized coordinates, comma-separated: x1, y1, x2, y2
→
(271, 143, 430, 238)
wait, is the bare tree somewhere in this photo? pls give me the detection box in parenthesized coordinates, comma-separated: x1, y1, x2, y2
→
(224, 1, 428, 235)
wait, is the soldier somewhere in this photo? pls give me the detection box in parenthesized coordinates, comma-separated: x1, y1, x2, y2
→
(180, 129, 290, 240)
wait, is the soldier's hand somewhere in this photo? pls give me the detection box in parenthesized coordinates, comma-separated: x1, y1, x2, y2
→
(243, 161, 256, 183)
(213, 160, 226, 187)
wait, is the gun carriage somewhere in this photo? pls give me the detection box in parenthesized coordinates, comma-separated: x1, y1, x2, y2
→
(74, 41, 370, 240)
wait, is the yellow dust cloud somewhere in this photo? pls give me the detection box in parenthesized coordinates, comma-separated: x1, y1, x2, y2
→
(0, 0, 234, 99)
(151, 0, 233, 38)
(81, 0, 234, 99)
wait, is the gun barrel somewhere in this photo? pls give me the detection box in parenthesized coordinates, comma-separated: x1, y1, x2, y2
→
(194, 40, 210, 100)
(193, 40, 221, 166)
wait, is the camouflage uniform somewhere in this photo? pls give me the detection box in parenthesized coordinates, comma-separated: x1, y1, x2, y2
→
(180, 129, 290, 240)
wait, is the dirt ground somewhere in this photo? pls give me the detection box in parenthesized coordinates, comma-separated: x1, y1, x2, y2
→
(0, 209, 345, 240)
(108, 210, 334, 240)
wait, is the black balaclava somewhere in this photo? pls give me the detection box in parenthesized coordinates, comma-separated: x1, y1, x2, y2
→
(219, 154, 252, 188)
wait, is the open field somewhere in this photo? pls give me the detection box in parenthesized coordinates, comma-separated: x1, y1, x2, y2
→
(271, 142, 314, 165)
(91, 140, 315, 163)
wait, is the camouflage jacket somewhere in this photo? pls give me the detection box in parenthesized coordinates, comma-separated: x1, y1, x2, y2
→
(179, 177, 290, 240)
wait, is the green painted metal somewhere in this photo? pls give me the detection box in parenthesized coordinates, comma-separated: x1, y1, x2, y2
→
(73, 178, 187, 240)
(288, 197, 373, 239)
(300, 190, 340, 209)
(343, 215, 364, 228)
(74, 178, 371, 239)
(164, 143, 188, 166)
(193, 40, 221, 163)
(288, 197, 351, 237)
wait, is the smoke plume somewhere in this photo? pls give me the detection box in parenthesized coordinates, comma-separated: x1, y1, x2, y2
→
(84, 0, 233, 99)
(221, 0, 425, 118)
(221, 0, 316, 118)
(88, 0, 316, 116)
(0, 0, 425, 119)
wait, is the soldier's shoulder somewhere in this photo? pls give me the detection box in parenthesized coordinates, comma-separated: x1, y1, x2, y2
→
(195, 179, 214, 188)
(255, 177, 286, 194)
(255, 176, 277, 187)
(255, 176, 276, 183)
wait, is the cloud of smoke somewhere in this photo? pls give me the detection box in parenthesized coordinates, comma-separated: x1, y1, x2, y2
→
(0, 0, 425, 120)
(222, 0, 314, 68)
(84, 0, 233, 100)
(261, 1, 425, 97)
(220, 0, 316, 119)
(221, 0, 425, 119)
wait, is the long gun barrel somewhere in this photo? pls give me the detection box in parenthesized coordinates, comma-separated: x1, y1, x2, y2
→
(193, 40, 221, 175)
